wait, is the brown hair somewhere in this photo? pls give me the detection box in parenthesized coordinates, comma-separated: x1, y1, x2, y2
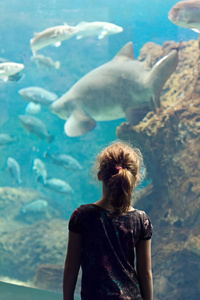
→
(94, 141, 144, 214)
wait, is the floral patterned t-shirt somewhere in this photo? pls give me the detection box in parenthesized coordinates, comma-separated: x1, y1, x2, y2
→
(68, 204, 153, 300)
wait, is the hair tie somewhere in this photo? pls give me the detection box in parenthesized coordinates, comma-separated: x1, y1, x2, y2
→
(116, 166, 122, 170)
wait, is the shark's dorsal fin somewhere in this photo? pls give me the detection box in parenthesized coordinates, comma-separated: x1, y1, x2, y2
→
(113, 42, 135, 61)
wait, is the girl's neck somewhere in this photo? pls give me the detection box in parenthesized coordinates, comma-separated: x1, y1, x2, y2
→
(94, 198, 113, 210)
(94, 197, 134, 212)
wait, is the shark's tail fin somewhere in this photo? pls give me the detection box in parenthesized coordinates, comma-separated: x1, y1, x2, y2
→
(148, 49, 178, 108)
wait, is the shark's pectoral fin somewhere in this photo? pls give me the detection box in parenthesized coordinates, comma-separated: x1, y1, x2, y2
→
(64, 109, 96, 137)
(125, 107, 151, 125)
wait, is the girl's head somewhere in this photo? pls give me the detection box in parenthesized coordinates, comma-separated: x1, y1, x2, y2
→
(95, 141, 144, 213)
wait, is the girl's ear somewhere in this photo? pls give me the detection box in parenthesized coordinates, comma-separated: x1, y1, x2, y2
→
(97, 171, 102, 181)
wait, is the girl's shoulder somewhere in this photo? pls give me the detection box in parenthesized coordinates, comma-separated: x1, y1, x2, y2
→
(77, 203, 99, 212)
(74, 205, 152, 225)
(72, 204, 102, 217)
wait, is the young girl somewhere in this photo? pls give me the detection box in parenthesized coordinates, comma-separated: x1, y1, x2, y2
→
(63, 141, 153, 300)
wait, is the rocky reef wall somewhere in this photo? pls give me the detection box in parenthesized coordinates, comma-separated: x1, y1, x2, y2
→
(117, 40, 200, 300)
(0, 187, 68, 289)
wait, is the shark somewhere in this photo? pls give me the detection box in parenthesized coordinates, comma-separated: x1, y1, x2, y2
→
(50, 41, 178, 137)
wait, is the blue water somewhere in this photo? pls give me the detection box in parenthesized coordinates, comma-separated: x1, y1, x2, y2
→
(0, 0, 199, 297)
(1, 0, 197, 205)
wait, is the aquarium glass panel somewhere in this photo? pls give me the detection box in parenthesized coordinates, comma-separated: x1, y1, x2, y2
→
(0, 1, 199, 299)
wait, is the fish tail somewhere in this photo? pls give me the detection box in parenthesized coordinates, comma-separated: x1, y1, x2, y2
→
(18, 179, 22, 184)
(149, 49, 178, 108)
(46, 135, 54, 143)
(43, 151, 51, 159)
(21, 208, 26, 214)
(36, 175, 44, 184)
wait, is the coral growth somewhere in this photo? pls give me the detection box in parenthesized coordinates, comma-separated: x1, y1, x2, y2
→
(117, 40, 200, 300)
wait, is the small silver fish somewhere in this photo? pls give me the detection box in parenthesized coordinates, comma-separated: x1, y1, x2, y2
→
(0, 134, 18, 146)
(44, 178, 74, 194)
(31, 54, 61, 70)
(75, 21, 123, 40)
(33, 158, 47, 184)
(21, 199, 48, 214)
(18, 86, 58, 106)
(25, 102, 41, 114)
(0, 62, 24, 81)
(7, 157, 22, 184)
(30, 24, 78, 55)
(168, 1, 200, 33)
(19, 115, 54, 143)
(44, 152, 82, 170)
(0, 58, 24, 82)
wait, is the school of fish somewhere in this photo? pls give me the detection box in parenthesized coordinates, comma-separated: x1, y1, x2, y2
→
(1, 3, 193, 213)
